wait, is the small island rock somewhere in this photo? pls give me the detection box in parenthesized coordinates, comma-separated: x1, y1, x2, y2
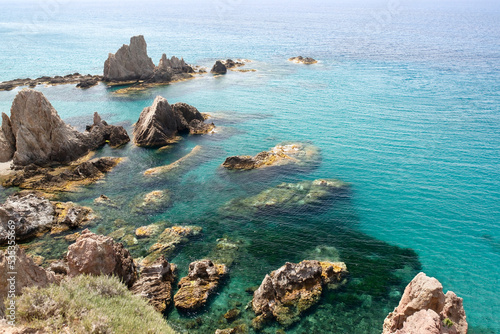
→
(211, 60, 227, 75)
(288, 56, 318, 64)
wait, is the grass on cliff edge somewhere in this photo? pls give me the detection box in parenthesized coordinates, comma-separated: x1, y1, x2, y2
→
(12, 275, 177, 334)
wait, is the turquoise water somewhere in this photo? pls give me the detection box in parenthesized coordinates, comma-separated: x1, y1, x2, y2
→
(1, 0, 499, 333)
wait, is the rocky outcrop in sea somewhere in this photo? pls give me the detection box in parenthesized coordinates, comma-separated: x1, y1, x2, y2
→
(0, 192, 94, 246)
(0, 89, 129, 166)
(252, 260, 348, 329)
(0, 73, 103, 91)
(383, 272, 468, 334)
(211, 60, 228, 75)
(133, 96, 214, 147)
(288, 56, 318, 64)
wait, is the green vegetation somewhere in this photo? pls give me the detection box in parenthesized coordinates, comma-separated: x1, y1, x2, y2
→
(443, 317, 454, 328)
(13, 275, 177, 334)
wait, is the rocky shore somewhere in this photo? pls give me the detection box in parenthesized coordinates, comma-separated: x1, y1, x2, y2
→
(0, 73, 103, 91)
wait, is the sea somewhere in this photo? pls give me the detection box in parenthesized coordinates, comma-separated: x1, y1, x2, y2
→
(0, 0, 499, 333)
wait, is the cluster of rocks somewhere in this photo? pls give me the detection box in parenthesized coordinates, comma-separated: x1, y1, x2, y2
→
(383, 272, 467, 334)
(0, 73, 103, 91)
(103, 35, 195, 85)
(0, 89, 129, 166)
(288, 56, 318, 64)
(252, 260, 348, 329)
(222, 178, 349, 216)
(222, 142, 320, 170)
(133, 95, 214, 147)
(0, 192, 94, 246)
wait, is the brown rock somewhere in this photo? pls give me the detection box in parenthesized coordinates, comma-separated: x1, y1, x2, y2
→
(383, 272, 467, 334)
(131, 256, 176, 312)
(252, 260, 348, 328)
(211, 60, 227, 74)
(103, 35, 155, 82)
(67, 229, 137, 287)
(174, 259, 227, 311)
(0, 113, 15, 162)
(288, 56, 318, 64)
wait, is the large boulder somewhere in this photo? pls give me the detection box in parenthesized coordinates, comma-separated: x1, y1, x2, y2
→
(173, 259, 227, 311)
(67, 229, 137, 287)
(2, 89, 130, 167)
(131, 256, 176, 312)
(252, 260, 348, 328)
(0, 192, 94, 245)
(103, 35, 155, 82)
(133, 96, 214, 147)
(211, 60, 227, 74)
(383, 272, 468, 334)
(0, 247, 57, 317)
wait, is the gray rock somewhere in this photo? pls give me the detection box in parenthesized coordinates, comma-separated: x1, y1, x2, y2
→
(211, 60, 227, 74)
(103, 35, 155, 82)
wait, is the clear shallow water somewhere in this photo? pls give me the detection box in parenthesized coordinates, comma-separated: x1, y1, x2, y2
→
(1, 0, 499, 333)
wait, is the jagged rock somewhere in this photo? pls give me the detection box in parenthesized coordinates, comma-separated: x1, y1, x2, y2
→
(0, 113, 15, 162)
(252, 260, 348, 328)
(288, 56, 318, 64)
(133, 96, 214, 147)
(131, 256, 176, 312)
(76, 79, 98, 89)
(174, 259, 228, 311)
(0, 247, 57, 315)
(211, 60, 227, 74)
(222, 178, 348, 216)
(67, 229, 137, 287)
(222, 143, 320, 170)
(383, 272, 467, 334)
(0, 192, 94, 245)
(143, 225, 202, 265)
(103, 35, 155, 82)
(2, 90, 129, 167)
(131, 190, 171, 214)
(2, 157, 123, 194)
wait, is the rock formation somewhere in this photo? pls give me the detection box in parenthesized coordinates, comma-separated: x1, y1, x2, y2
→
(0, 247, 57, 316)
(383, 272, 467, 334)
(0, 73, 103, 91)
(1, 89, 129, 166)
(131, 190, 171, 214)
(103, 35, 155, 82)
(133, 96, 214, 147)
(67, 229, 137, 287)
(0, 113, 15, 162)
(131, 256, 176, 312)
(252, 260, 348, 328)
(211, 60, 228, 74)
(222, 143, 320, 170)
(173, 259, 227, 311)
(288, 56, 318, 64)
(2, 157, 123, 194)
(0, 192, 94, 246)
(148, 54, 194, 83)
(222, 178, 349, 216)
(143, 225, 202, 265)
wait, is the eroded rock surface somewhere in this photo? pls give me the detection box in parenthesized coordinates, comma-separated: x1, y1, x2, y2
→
(174, 259, 228, 311)
(0, 73, 103, 92)
(133, 96, 214, 147)
(103, 35, 155, 82)
(383, 272, 467, 334)
(252, 260, 347, 328)
(67, 229, 137, 287)
(0, 192, 94, 245)
(222, 143, 320, 170)
(131, 256, 176, 312)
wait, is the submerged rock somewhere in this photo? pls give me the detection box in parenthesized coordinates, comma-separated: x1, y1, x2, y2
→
(1, 89, 129, 167)
(143, 225, 202, 265)
(383, 272, 467, 334)
(131, 190, 171, 214)
(131, 256, 177, 312)
(222, 178, 348, 216)
(133, 96, 214, 147)
(135, 223, 162, 238)
(103, 35, 155, 82)
(252, 260, 348, 328)
(143, 145, 204, 177)
(211, 60, 227, 75)
(222, 143, 320, 170)
(67, 229, 137, 287)
(0, 192, 94, 245)
(174, 259, 228, 311)
(288, 56, 318, 64)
